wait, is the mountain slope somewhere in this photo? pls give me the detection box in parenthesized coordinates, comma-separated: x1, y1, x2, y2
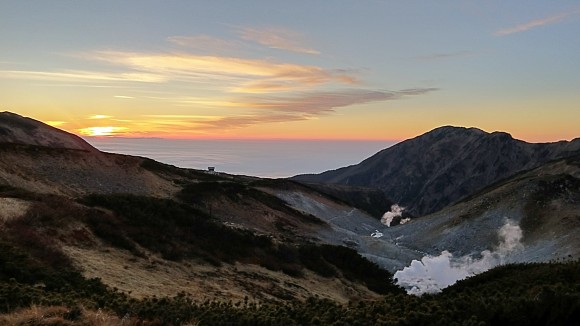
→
(0, 111, 96, 152)
(379, 153, 580, 264)
(293, 126, 580, 215)
(0, 112, 401, 303)
(1, 112, 578, 324)
(0, 112, 179, 197)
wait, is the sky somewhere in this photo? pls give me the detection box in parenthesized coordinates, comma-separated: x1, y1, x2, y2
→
(1, 1, 579, 142)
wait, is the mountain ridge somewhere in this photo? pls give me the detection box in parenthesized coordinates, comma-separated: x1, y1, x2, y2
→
(0, 112, 402, 303)
(0, 111, 97, 152)
(0, 112, 579, 324)
(293, 125, 580, 215)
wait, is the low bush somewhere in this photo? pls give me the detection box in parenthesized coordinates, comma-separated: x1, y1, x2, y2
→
(0, 256, 578, 325)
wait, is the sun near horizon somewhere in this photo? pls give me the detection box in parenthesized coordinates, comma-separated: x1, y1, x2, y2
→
(34, 112, 577, 144)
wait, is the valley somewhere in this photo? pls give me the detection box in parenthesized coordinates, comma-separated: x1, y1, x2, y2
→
(0, 112, 578, 325)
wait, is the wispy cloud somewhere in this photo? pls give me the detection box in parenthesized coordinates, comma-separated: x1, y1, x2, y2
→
(236, 26, 320, 54)
(196, 114, 304, 130)
(237, 88, 438, 114)
(109, 88, 437, 133)
(71, 87, 436, 136)
(495, 8, 580, 36)
(0, 69, 165, 83)
(87, 51, 356, 93)
(144, 114, 220, 120)
(2, 50, 356, 94)
(144, 96, 238, 109)
(194, 88, 438, 129)
(45, 121, 67, 127)
(88, 115, 112, 119)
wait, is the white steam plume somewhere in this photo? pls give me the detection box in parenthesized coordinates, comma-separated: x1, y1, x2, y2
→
(394, 219, 523, 295)
(381, 204, 405, 227)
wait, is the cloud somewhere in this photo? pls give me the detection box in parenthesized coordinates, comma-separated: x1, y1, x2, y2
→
(87, 51, 356, 93)
(495, 8, 580, 36)
(196, 114, 305, 130)
(144, 114, 220, 120)
(237, 88, 438, 114)
(145, 96, 238, 109)
(88, 115, 112, 119)
(234, 69, 358, 93)
(2, 35, 352, 95)
(237, 26, 320, 54)
(45, 121, 67, 127)
(127, 88, 436, 133)
(0, 69, 165, 83)
(78, 87, 436, 135)
(6, 51, 353, 92)
(194, 88, 438, 129)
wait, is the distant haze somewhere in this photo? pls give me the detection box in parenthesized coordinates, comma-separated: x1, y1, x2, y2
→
(85, 137, 394, 178)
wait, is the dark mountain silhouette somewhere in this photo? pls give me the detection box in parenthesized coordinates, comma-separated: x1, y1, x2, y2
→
(293, 126, 580, 216)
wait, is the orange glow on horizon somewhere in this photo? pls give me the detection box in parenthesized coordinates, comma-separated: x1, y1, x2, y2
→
(39, 114, 579, 144)
(45, 121, 67, 127)
(77, 126, 129, 137)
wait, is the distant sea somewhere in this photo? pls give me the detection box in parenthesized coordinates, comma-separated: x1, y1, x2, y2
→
(84, 138, 395, 178)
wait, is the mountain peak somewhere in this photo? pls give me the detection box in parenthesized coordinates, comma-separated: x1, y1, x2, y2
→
(489, 130, 513, 138)
(0, 111, 96, 152)
(429, 125, 485, 133)
(294, 126, 580, 215)
(413, 126, 489, 144)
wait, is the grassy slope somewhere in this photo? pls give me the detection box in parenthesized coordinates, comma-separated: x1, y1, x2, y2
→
(1, 243, 578, 325)
(0, 187, 578, 324)
(0, 149, 579, 324)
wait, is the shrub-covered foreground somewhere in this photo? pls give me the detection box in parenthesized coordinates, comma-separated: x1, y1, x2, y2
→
(1, 190, 578, 324)
(1, 252, 578, 325)
(79, 194, 398, 294)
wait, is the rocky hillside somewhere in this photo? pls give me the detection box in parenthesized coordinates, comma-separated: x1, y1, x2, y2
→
(0, 112, 96, 152)
(0, 112, 401, 304)
(380, 153, 580, 263)
(0, 112, 178, 197)
(293, 126, 580, 216)
(1, 112, 578, 324)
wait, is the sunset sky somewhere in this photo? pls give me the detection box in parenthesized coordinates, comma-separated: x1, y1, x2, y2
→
(1, 1, 579, 142)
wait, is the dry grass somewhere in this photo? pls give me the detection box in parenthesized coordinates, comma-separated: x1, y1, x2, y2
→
(62, 245, 379, 303)
(0, 150, 179, 198)
(0, 305, 203, 326)
(0, 197, 30, 223)
(0, 305, 123, 326)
